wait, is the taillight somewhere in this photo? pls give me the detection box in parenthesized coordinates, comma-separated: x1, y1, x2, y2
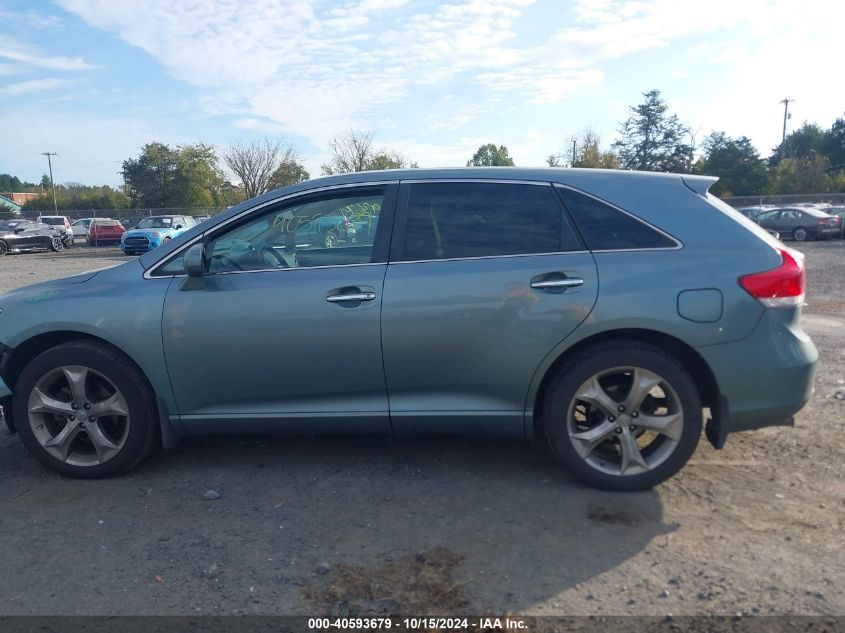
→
(817, 218, 829, 225)
(738, 248, 804, 308)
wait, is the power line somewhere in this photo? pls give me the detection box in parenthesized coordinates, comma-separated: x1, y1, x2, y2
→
(41, 152, 59, 213)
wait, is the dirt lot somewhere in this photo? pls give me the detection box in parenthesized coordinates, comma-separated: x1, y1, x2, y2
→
(0, 242, 843, 617)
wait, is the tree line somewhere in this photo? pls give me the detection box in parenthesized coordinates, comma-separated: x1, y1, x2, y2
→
(9, 88, 845, 211)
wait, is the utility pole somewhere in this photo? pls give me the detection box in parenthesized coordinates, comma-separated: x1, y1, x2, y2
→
(571, 139, 577, 167)
(41, 152, 59, 213)
(779, 98, 794, 144)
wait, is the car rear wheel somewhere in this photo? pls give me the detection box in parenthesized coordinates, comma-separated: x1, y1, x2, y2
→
(543, 340, 702, 491)
(0, 240, 7, 256)
(793, 227, 808, 241)
(13, 341, 158, 478)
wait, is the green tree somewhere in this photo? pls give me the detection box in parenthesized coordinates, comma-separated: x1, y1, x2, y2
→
(771, 122, 826, 165)
(695, 132, 768, 196)
(122, 142, 226, 209)
(765, 152, 833, 194)
(466, 143, 515, 166)
(0, 173, 40, 191)
(614, 89, 693, 172)
(22, 183, 130, 211)
(268, 158, 310, 189)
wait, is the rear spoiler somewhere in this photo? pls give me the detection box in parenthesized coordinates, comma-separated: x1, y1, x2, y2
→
(682, 175, 718, 196)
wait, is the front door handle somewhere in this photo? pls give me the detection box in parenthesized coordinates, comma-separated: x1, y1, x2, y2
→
(326, 291, 377, 303)
(530, 278, 584, 290)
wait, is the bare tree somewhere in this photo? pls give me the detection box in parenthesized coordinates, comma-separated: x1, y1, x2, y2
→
(321, 130, 411, 175)
(224, 137, 303, 199)
(321, 130, 375, 175)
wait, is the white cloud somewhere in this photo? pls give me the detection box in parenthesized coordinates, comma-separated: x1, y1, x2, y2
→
(0, 44, 92, 70)
(37, 0, 845, 170)
(4, 78, 69, 95)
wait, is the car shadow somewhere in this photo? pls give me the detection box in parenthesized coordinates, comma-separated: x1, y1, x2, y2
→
(0, 433, 672, 615)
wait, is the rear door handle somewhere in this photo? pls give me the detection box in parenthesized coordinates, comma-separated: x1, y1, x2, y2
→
(326, 291, 377, 303)
(530, 278, 584, 289)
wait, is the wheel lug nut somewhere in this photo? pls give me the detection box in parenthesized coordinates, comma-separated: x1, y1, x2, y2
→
(614, 427, 623, 434)
(629, 425, 636, 431)
(84, 403, 91, 410)
(618, 405, 625, 412)
(71, 403, 78, 410)
(608, 415, 616, 422)
(631, 411, 639, 418)
(69, 416, 75, 421)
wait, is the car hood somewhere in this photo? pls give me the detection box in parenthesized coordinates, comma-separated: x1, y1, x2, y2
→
(123, 228, 175, 238)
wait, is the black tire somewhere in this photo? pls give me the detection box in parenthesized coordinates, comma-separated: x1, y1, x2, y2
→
(63, 238, 73, 249)
(13, 341, 158, 478)
(49, 237, 63, 252)
(793, 227, 808, 242)
(542, 340, 702, 491)
(0, 240, 7, 256)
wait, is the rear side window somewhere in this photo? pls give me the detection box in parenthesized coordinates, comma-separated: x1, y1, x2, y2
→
(401, 182, 578, 261)
(555, 186, 677, 251)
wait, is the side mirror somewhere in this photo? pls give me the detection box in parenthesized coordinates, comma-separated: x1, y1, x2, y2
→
(14, 227, 25, 234)
(180, 243, 206, 291)
(175, 224, 183, 230)
(184, 243, 205, 276)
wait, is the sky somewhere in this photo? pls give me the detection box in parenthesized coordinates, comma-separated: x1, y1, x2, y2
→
(1, 0, 843, 187)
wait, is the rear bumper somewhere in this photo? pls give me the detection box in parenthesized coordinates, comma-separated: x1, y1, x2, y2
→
(697, 307, 817, 436)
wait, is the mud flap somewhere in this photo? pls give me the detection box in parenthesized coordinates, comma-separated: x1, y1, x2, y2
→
(705, 396, 729, 449)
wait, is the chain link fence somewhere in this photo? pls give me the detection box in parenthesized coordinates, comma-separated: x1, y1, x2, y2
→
(722, 193, 845, 208)
(2, 207, 227, 225)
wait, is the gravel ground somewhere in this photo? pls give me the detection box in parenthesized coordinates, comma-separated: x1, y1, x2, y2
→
(0, 241, 843, 616)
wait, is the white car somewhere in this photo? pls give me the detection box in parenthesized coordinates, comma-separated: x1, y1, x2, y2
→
(36, 215, 74, 247)
(70, 218, 95, 242)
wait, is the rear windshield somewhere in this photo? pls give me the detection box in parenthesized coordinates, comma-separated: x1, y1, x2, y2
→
(41, 217, 64, 225)
(94, 220, 121, 226)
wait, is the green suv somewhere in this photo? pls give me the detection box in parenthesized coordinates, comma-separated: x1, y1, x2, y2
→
(0, 169, 817, 490)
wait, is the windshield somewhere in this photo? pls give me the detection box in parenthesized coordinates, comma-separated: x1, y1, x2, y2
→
(0, 220, 21, 231)
(138, 217, 174, 229)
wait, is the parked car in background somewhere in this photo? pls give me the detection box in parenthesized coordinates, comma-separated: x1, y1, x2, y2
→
(120, 215, 193, 255)
(36, 215, 74, 248)
(827, 207, 845, 238)
(0, 169, 817, 491)
(71, 218, 95, 242)
(86, 219, 126, 246)
(734, 205, 777, 221)
(0, 220, 64, 255)
(756, 206, 841, 241)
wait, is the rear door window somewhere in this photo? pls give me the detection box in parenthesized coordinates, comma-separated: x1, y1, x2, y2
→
(555, 186, 678, 251)
(399, 182, 578, 261)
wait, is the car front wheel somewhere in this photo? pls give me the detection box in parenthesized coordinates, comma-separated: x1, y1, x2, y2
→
(543, 340, 702, 491)
(13, 341, 158, 478)
(49, 237, 64, 252)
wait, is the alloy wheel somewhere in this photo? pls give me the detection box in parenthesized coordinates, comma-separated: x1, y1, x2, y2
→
(566, 366, 684, 477)
(0, 241, 7, 256)
(27, 365, 131, 467)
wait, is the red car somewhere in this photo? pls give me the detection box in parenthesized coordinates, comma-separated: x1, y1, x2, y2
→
(86, 219, 126, 246)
